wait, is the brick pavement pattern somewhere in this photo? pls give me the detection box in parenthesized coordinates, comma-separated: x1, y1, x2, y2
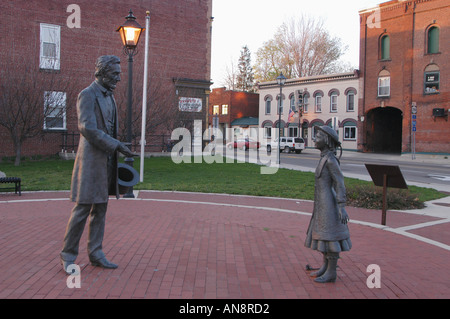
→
(0, 191, 449, 299)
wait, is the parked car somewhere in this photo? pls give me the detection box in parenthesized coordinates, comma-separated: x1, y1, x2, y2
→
(267, 137, 305, 154)
(227, 138, 260, 150)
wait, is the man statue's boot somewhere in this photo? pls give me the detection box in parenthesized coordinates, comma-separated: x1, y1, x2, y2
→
(310, 253, 328, 278)
(314, 253, 339, 283)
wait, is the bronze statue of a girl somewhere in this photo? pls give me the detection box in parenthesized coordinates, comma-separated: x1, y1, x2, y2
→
(305, 126, 351, 283)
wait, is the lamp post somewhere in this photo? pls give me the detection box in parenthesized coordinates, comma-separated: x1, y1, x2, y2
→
(117, 9, 144, 198)
(276, 72, 286, 165)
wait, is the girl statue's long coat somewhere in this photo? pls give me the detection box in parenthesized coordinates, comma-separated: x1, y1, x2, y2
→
(70, 81, 121, 204)
(305, 150, 351, 252)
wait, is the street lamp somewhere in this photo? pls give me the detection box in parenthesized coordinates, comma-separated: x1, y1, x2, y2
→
(117, 10, 144, 198)
(276, 72, 286, 165)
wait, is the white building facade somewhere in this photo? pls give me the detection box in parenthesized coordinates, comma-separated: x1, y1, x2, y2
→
(258, 71, 360, 151)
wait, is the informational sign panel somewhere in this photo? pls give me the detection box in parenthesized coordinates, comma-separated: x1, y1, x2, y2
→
(365, 164, 408, 226)
(179, 97, 202, 112)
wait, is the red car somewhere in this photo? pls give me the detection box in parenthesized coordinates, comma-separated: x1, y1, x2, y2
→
(227, 138, 260, 150)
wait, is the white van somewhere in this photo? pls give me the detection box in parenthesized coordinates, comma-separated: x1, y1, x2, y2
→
(267, 137, 305, 154)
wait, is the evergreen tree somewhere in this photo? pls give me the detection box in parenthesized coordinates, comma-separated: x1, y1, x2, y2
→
(236, 45, 255, 92)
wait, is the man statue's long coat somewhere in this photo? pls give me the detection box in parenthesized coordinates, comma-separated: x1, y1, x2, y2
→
(70, 81, 121, 204)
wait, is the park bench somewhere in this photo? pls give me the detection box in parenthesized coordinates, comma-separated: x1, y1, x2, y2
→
(0, 177, 22, 196)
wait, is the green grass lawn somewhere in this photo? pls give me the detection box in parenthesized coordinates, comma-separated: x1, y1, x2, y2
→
(1, 156, 446, 208)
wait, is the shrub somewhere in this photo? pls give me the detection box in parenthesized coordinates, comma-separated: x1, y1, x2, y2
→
(346, 184, 425, 210)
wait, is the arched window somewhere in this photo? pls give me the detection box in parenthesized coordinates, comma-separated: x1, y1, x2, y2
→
(264, 95, 272, 114)
(424, 64, 440, 94)
(343, 120, 357, 140)
(328, 89, 339, 113)
(313, 90, 324, 113)
(277, 94, 285, 115)
(427, 26, 439, 54)
(261, 120, 274, 138)
(345, 88, 357, 112)
(303, 92, 310, 113)
(380, 34, 390, 60)
(378, 69, 390, 97)
(290, 93, 296, 112)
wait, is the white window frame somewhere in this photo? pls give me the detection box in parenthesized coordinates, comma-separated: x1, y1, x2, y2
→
(315, 95, 322, 113)
(290, 95, 296, 112)
(344, 126, 357, 140)
(265, 98, 271, 115)
(40, 23, 61, 70)
(44, 91, 66, 130)
(347, 92, 355, 112)
(378, 76, 390, 97)
(213, 105, 220, 115)
(330, 94, 338, 113)
(303, 95, 309, 113)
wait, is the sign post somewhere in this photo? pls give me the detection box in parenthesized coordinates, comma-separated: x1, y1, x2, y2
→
(411, 102, 417, 160)
(365, 164, 408, 226)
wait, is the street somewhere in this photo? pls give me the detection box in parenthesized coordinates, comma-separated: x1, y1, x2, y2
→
(223, 147, 450, 192)
(281, 149, 450, 192)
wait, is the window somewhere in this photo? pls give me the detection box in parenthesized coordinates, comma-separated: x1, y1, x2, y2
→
(277, 94, 283, 115)
(288, 126, 298, 137)
(303, 95, 309, 113)
(378, 70, 390, 97)
(221, 104, 228, 115)
(424, 64, 440, 94)
(290, 95, 296, 112)
(265, 96, 272, 114)
(378, 77, 390, 97)
(427, 26, 439, 54)
(40, 23, 61, 70)
(264, 126, 272, 138)
(344, 126, 357, 140)
(330, 93, 338, 112)
(347, 92, 355, 112)
(380, 34, 390, 60)
(315, 95, 322, 113)
(44, 91, 66, 130)
(213, 105, 219, 115)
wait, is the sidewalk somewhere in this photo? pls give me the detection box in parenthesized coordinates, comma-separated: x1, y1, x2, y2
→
(277, 148, 450, 194)
(0, 190, 449, 299)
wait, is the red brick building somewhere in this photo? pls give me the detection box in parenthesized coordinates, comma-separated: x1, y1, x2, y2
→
(208, 87, 259, 141)
(358, 0, 449, 154)
(0, 0, 213, 161)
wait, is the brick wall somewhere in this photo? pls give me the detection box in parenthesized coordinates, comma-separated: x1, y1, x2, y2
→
(359, 0, 449, 153)
(209, 87, 259, 126)
(0, 0, 212, 159)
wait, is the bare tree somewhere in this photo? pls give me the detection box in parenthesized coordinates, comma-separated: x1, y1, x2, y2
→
(222, 58, 238, 90)
(0, 57, 78, 165)
(254, 15, 349, 82)
(114, 57, 199, 151)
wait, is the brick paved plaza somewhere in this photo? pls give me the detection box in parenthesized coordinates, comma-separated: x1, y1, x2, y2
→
(0, 190, 449, 300)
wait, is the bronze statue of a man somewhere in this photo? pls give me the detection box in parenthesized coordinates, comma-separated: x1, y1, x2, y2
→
(305, 126, 351, 283)
(60, 55, 135, 274)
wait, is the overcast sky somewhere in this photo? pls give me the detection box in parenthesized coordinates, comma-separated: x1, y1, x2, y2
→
(210, 0, 383, 87)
